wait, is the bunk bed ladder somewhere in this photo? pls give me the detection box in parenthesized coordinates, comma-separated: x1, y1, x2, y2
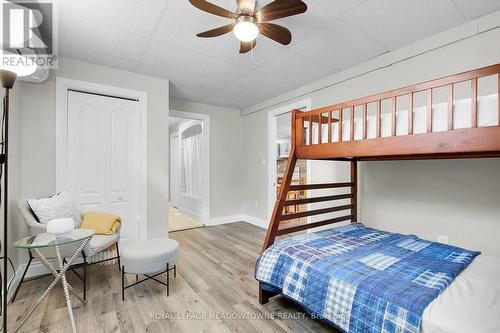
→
(259, 111, 358, 304)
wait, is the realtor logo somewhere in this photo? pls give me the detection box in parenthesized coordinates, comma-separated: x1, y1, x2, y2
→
(1, 0, 58, 68)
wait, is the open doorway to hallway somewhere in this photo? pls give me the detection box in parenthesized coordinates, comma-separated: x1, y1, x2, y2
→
(169, 111, 210, 232)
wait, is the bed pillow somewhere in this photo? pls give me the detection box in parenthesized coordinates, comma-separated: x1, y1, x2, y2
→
(27, 192, 82, 226)
(80, 212, 121, 235)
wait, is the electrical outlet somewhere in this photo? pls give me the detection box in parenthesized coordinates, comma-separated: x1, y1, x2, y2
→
(437, 235, 448, 244)
(254, 201, 259, 208)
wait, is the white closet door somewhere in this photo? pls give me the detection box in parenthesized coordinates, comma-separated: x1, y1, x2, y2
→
(67, 91, 141, 245)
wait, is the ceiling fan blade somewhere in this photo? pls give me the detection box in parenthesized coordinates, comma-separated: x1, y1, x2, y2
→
(189, 0, 237, 19)
(197, 24, 234, 38)
(236, 0, 256, 14)
(256, 0, 307, 22)
(240, 39, 257, 53)
(259, 23, 292, 45)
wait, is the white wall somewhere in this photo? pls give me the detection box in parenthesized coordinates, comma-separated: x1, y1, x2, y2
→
(242, 109, 268, 220)
(241, 11, 500, 256)
(20, 57, 170, 243)
(170, 98, 243, 219)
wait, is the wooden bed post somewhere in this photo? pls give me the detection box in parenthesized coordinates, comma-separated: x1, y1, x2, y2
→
(351, 160, 358, 221)
(262, 110, 300, 252)
(259, 110, 299, 304)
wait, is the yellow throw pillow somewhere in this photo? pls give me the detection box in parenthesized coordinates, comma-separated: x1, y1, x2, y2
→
(80, 212, 121, 235)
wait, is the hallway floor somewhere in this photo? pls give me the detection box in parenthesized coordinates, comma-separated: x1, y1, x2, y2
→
(169, 206, 203, 232)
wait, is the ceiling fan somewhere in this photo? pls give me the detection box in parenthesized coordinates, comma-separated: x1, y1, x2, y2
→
(189, 0, 308, 53)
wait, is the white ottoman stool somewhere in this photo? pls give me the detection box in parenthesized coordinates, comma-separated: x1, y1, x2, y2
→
(121, 238, 179, 301)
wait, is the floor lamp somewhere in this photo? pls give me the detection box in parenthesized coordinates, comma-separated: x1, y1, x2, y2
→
(0, 54, 37, 332)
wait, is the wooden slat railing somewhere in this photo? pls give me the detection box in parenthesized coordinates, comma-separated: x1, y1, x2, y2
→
(471, 78, 478, 128)
(293, 63, 500, 161)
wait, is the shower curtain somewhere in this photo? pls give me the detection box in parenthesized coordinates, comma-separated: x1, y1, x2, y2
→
(182, 131, 202, 197)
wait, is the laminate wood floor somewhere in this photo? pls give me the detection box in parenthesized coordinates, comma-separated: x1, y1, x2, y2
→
(8, 222, 338, 333)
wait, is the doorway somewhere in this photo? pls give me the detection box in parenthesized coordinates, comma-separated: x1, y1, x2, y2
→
(268, 100, 312, 230)
(169, 110, 210, 232)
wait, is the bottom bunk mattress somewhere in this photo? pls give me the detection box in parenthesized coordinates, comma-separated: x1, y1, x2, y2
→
(255, 223, 481, 333)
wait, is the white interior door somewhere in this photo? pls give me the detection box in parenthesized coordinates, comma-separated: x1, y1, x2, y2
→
(67, 91, 141, 245)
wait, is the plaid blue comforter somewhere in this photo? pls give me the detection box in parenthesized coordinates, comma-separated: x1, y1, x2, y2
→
(255, 223, 479, 333)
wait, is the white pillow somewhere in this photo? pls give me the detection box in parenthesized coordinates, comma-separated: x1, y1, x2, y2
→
(28, 192, 82, 226)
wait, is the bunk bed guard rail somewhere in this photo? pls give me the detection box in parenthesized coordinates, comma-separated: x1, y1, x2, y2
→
(295, 63, 500, 160)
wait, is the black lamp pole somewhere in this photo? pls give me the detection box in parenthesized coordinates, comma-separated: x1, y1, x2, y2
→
(0, 69, 17, 333)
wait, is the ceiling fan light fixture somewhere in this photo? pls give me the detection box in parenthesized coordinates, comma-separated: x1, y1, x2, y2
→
(233, 16, 259, 42)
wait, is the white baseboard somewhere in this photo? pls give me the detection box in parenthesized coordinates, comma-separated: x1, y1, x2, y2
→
(177, 207, 202, 220)
(7, 255, 88, 302)
(208, 214, 268, 229)
(239, 214, 268, 229)
(7, 259, 54, 302)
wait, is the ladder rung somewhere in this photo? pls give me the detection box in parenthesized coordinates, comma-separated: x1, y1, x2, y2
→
(284, 194, 353, 206)
(276, 215, 353, 235)
(280, 204, 353, 221)
(289, 182, 354, 191)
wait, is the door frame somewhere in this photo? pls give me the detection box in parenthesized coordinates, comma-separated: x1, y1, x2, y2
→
(267, 99, 311, 220)
(169, 110, 211, 227)
(169, 132, 180, 208)
(56, 77, 148, 242)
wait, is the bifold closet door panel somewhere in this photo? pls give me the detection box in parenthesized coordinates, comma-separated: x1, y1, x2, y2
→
(67, 92, 108, 213)
(108, 97, 141, 246)
(67, 91, 141, 245)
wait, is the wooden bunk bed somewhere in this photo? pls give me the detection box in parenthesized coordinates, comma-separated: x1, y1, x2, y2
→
(259, 63, 500, 305)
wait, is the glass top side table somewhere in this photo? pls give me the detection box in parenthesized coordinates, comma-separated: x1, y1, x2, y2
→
(13, 229, 95, 333)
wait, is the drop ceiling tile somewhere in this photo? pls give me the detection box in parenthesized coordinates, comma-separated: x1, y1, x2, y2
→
(59, 11, 150, 62)
(170, 79, 220, 101)
(204, 84, 269, 109)
(315, 0, 368, 17)
(255, 50, 337, 90)
(59, 47, 140, 72)
(271, 0, 337, 47)
(57, 0, 168, 36)
(342, 0, 467, 50)
(228, 70, 288, 101)
(137, 39, 250, 88)
(292, 20, 387, 72)
(452, 0, 500, 20)
(155, 0, 227, 39)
